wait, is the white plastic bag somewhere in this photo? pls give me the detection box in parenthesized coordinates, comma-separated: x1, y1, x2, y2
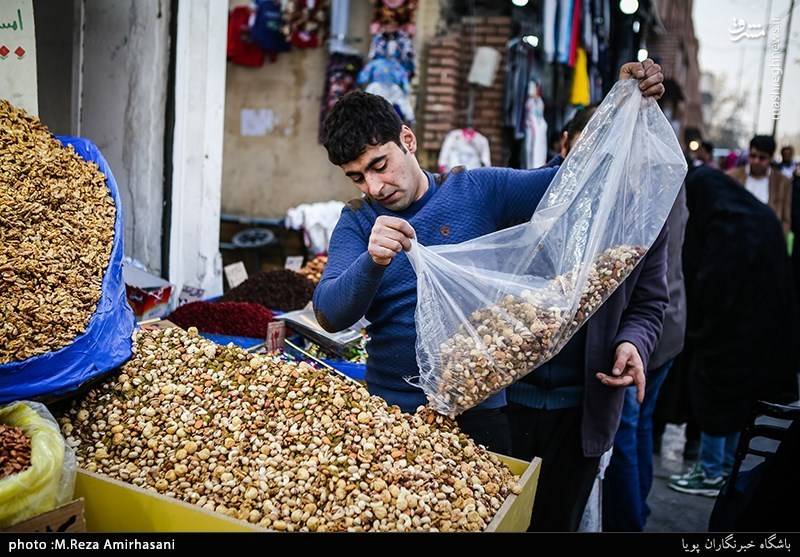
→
(407, 80, 687, 417)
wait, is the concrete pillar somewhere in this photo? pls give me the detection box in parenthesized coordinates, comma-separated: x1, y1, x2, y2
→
(79, 0, 171, 274)
(167, 0, 227, 296)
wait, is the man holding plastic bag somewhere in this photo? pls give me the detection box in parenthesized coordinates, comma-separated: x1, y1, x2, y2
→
(314, 60, 670, 463)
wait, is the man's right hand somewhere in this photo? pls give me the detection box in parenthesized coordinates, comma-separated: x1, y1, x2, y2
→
(368, 216, 415, 266)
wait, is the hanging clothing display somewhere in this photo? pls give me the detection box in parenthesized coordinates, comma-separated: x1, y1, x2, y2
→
(371, 0, 418, 35)
(357, 58, 411, 92)
(504, 38, 537, 140)
(251, 0, 290, 59)
(281, 0, 330, 49)
(556, 0, 574, 65)
(523, 84, 548, 169)
(570, 47, 591, 105)
(368, 30, 416, 77)
(544, 0, 557, 63)
(437, 129, 491, 172)
(285, 201, 346, 255)
(227, 5, 265, 67)
(365, 82, 414, 123)
(568, 0, 581, 67)
(319, 53, 363, 141)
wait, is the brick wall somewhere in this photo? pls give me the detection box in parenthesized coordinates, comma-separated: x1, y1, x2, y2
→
(419, 16, 511, 168)
(648, 0, 705, 143)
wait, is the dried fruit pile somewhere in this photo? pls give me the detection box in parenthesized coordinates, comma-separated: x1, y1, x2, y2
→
(221, 269, 315, 312)
(429, 245, 647, 414)
(0, 424, 32, 480)
(60, 328, 522, 532)
(0, 100, 115, 364)
(298, 255, 327, 285)
(167, 301, 274, 339)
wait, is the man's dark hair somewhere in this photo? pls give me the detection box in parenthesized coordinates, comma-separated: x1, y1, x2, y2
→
(701, 141, 714, 153)
(750, 135, 777, 156)
(781, 145, 794, 154)
(565, 105, 598, 143)
(321, 91, 404, 166)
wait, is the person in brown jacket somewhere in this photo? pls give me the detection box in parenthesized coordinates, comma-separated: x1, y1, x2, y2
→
(727, 135, 793, 235)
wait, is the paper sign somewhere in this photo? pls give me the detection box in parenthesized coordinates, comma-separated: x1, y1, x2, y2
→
(178, 285, 205, 307)
(0, 1, 37, 115)
(284, 256, 304, 271)
(223, 261, 248, 289)
(241, 108, 275, 136)
(266, 321, 285, 353)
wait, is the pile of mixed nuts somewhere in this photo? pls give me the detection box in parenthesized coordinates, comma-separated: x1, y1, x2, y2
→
(0, 100, 115, 364)
(0, 424, 32, 480)
(298, 255, 327, 285)
(428, 245, 647, 415)
(60, 327, 522, 532)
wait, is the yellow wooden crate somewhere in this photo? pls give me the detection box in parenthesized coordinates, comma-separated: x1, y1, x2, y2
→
(75, 455, 540, 532)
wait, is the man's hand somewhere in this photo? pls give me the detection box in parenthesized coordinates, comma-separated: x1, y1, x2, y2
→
(595, 342, 646, 403)
(368, 216, 415, 266)
(619, 58, 665, 99)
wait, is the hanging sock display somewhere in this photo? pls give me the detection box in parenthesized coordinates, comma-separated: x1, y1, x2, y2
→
(437, 128, 491, 172)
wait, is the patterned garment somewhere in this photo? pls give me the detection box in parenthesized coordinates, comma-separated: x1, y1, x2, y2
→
(251, 0, 290, 55)
(319, 53, 364, 142)
(281, 0, 330, 49)
(371, 0, 417, 35)
(357, 58, 410, 93)
(227, 5, 264, 67)
(365, 82, 414, 124)
(368, 30, 416, 77)
(437, 129, 491, 171)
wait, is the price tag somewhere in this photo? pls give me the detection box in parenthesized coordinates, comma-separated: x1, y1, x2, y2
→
(178, 285, 205, 307)
(266, 321, 286, 353)
(223, 261, 248, 289)
(284, 256, 304, 271)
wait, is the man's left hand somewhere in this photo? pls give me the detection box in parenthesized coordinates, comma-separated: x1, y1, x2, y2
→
(619, 58, 665, 99)
(595, 342, 646, 403)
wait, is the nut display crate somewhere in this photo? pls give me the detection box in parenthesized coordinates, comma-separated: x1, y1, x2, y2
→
(74, 455, 540, 532)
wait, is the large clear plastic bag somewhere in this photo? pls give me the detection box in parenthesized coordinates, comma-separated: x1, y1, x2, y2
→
(0, 401, 76, 527)
(407, 80, 687, 417)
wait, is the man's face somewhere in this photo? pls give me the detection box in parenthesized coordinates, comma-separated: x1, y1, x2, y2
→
(781, 147, 794, 164)
(748, 148, 771, 177)
(341, 126, 422, 211)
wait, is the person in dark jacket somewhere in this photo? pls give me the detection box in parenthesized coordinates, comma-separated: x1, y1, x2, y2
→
(603, 182, 688, 531)
(668, 166, 799, 497)
(507, 102, 671, 531)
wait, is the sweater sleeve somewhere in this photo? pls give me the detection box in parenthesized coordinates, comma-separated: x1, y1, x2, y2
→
(312, 209, 387, 332)
(612, 223, 670, 371)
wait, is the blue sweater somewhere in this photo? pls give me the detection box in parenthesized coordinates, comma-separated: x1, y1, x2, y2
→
(313, 166, 559, 413)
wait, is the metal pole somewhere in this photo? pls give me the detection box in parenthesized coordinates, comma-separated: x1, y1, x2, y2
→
(754, 0, 773, 135)
(772, 0, 796, 138)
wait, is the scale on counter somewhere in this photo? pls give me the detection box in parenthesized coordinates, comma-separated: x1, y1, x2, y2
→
(276, 304, 368, 360)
